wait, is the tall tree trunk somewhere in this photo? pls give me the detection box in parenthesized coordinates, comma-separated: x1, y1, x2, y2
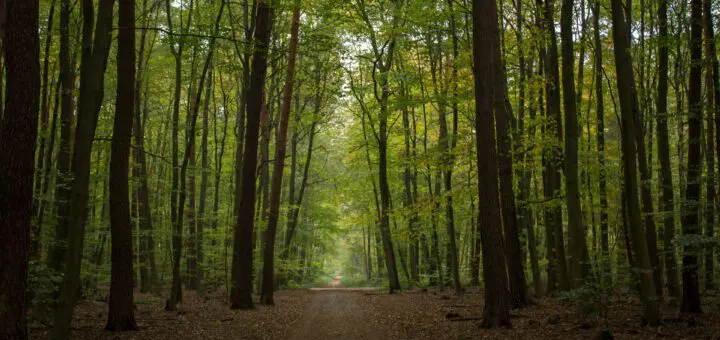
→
(610, 0, 660, 325)
(703, 0, 717, 291)
(165, 0, 195, 309)
(681, 0, 704, 314)
(47, 0, 74, 274)
(473, 0, 511, 328)
(561, 0, 591, 286)
(52, 0, 116, 337)
(134, 0, 157, 294)
(657, 0, 679, 299)
(31, 0, 57, 260)
(105, 0, 137, 329)
(231, 0, 273, 309)
(261, 1, 300, 305)
(593, 0, 611, 288)
(197, 61, 213, 295)
(0, 0, 39, 337)
(541, 0, 569, 292)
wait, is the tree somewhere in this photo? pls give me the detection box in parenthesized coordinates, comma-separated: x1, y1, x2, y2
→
(609, 0, 660, 325)
(656, 0, 680, 299)
(52, 0, 116, 337)
(561, 0, 590, 286)
(231, 0, 273, 309)
(261, 0, 301, 305)
(540, 0, 569, 292)
(681, 0, 703, 314)
(105, 0, 137, 330)
(594, 0, 611, 288)
(473, 0, 511, 328)
(0, 0, 40, 338)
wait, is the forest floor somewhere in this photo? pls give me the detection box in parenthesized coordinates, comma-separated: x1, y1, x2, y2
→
(29, 283, 720, 339)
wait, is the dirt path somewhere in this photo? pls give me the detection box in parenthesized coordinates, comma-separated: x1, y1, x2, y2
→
(289, 291, 378, 340)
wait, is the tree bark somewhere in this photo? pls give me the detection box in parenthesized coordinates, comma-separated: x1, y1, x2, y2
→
(473, 0, 511, 328)
(231, 0, 273, 309)
(561, 0, 591, 287)
(105, 0, 138, 329)
(47, 0, 74, 275)
(52, 0, 116, 337)
(261, 1, 301, 305)
(610, 0, 660, 324)
(0, 0, 39, 337)
(681, 0, 704, 314)
(540, 0, 569, 292)
(703, 0, 717, 291)
(593, 0, 611, 288)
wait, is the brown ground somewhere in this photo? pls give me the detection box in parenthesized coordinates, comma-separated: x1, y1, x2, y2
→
(29, 287, 720, 339)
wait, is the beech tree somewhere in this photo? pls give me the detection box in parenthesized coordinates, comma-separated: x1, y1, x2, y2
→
(0, 0, 40, 338)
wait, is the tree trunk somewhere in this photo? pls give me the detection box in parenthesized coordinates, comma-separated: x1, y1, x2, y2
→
(540, 0, 569, 292)
(231, 0, 273, 309)
(681, 0, 704, 314)
(261, 1, 300, 305)
(609, 0, 660, 324)
(593, 0, 611, 288)
(165, 0, 195, 309)
(31, 0, 57, 260)
(473, 0, 511, 328)
(561, 0, 591, 287)
(196, 61, 213, 295)
(47, 0, 74, 275)
(52, 0, 116, 337)
(105, 0, 137, 329)
(134, 0, 157, 295)
(703, 0, 717, 291)
(656, 0, 679, 300)
(0, 0, 39, 337)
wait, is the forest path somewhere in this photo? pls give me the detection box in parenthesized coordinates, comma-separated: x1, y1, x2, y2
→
(288, 290, 379, 340)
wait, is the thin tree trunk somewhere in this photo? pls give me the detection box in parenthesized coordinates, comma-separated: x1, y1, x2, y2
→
(657, 0, 679, 299)
(594, 0, 611, 288)
(196, 61, 213, 295)
(703, 0, 717, 291)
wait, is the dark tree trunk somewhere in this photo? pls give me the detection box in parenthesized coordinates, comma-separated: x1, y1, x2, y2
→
(52, 0, 116, 337)
(0, 0, 39, 337)
(231, 0, 273, 309)
(593, 0, 611, 288)
(539, 0, 569, 292)
(657, 0, 679, 299)
(610, 0, 660, 325)
(134, 0, 157, 294)
(561, 0, 591, 287)
(105, 0, 137, 330)
(261, 1, 300, 305)
(47, 0, 74, 274)
(165, 0, 195, 309)
(473, 0, 511, 328)
(681, 0, 703, 314)
(196, 61, 213, 295)
(703, 0, 717, 291)
(31, 0, 57, 260)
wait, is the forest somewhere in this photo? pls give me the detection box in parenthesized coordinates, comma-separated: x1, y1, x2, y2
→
(3, 0, 720, 338)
